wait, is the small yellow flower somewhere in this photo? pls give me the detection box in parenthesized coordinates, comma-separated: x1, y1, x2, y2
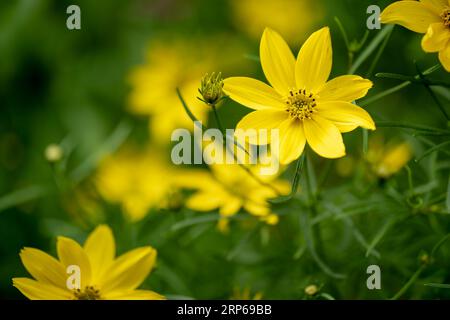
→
(13, 225, 164, 300)
(224, 27, 375, 165)
(95, 147, 178, 221)
(380, 0, 450, 71)
(178, 164, 289, 223)
(231, 286, 263, 300)
(367, 137, 413, 178)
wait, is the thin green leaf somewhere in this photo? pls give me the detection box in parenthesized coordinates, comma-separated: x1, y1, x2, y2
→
(0, 185, 47, 212)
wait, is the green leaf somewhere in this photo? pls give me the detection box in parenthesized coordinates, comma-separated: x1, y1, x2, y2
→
(0, 185, 47, 212)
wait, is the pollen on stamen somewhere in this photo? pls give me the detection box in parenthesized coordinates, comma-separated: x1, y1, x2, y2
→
(442, 8, 450, 27)
(285, 89, 317, 120)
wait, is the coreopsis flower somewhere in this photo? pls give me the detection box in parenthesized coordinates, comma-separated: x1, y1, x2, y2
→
(223, 27, 375, 165)
(95, 147, 179, 221)
(366, 137, 412, 178)
(13, 225, 164, 300)
(380, 0, 450, 71)
(229, 0, 321, 44)
(178, 165, 290, 225)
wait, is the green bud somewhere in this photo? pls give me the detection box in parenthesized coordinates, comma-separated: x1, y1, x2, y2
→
(198, 72, 225, 105)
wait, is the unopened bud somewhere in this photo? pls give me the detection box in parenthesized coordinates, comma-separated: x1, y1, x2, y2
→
(45, 144, 63, 162)
(198, 72, 225, 105)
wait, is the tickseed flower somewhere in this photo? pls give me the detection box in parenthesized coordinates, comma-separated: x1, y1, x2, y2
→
(95, 147, 179, 221)
(13, 225, 164, 300)
(380, 0, 450, 71)
(223, 27, 375, 165)
(366, 137, 412, 179)
(198, 72, 225, 105)
(178, 164, 290, 225)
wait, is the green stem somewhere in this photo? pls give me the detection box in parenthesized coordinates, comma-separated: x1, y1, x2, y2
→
(391, 265, 426, 300)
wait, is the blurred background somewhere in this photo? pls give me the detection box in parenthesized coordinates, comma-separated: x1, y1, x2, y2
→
(1, 0, 449, 299)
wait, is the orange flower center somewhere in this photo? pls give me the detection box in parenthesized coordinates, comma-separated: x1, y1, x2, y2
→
(285, 89, 317, 120)
(442, 8, 450, 27)
(73, 286, 101, 300)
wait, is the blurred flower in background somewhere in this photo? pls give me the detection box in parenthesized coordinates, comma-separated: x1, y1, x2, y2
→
(366, 136, 413, 179)
(13, 225, 163, 300)
(229, 0, 322, 44)
(95, 147, 180, 221)
(179, 163, 290, 226)
(230, 286, 263, 300)
(127, 37, 251, 142)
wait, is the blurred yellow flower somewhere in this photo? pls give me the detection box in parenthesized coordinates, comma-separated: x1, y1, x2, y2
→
(13, 225, 164, 300)
(231, 286, 263, 300)
(95, 147, 178, 221)
(367, 137, 413, 178)
(229, 0, 321, 44)
(128, 38, 251, 141)
(381, 0, 450, 71)
(224, 27, 375, 165)
(178, 164, 290, 224)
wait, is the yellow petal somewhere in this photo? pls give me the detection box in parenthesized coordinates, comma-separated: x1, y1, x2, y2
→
(57, 236, 92, 288)
(275, 119, 306, 165)
(223, 77, 286, 110)
(295, 27, 332, 92)
(260, 28, 296, 95)
(219, 197, 242, 216)
(380, 1, 440, 33)
(186, 191, 223, 211)
(318, 75, 373, 102)
(19, 248, 67, 289)
(315, 101, 376, 132)
(103, 289, 165, 300)
(235, 109, 289, 145)
(100, 247, 157, 293)
(422, 23, 450, 52)
(84, 225, 116, 281)
(420, 0, 448, 15)
(438, 42, 450, 72)
(13, 278, 72, 300)
(304, 115, 346, 158)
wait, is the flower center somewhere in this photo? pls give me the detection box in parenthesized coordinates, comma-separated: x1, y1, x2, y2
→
(442, 8, 450, 27)
(285, 89, 316, 120)
(73, 286, 101, 300)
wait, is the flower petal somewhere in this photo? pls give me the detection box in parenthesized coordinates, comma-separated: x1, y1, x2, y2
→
(318, 75, 373, 102)
(19, 248, 67, 289)
(223, 77, 287, 110)
(219, 197, 243, 216)
(13, 278, 72, 300)
(438, 42, 450, 72)
(235, 109, 289, 145)
(103, 289, 165, 300)
(380, 1, 441, 33)
(186, 191, 224, 211)
(274, 119, 306, 165)
(57, 236, 92, 288)
(315, 101, 376, 132)
(84, 225, 116, 282)
(422, 23, 450, 52)
(304, 115, 346, 158)
(99, 247, 157, 293)
(260, 28, 296, 94)
(295, 27, 332, 92)
(420, 0, 448, 15)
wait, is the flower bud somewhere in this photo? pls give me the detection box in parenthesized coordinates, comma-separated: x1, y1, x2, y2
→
(198, 72, 225, 105)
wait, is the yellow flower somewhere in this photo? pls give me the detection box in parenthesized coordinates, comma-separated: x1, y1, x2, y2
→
(229, 0, 321, 44)
(178, 164, 290, 224)
(367, 137, 413, 178)
(95, 147, 178, 221)
(223, 27, 375, 165)
(13, 225, 164, 300)
(128, 41, 210, 140)
(380, 0, 450, 71)
(231, 286, 263, 300)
